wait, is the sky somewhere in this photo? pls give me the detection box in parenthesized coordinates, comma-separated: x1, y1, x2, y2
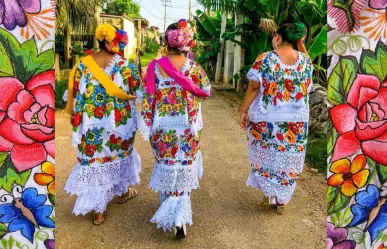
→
(135, 0, 205, 33)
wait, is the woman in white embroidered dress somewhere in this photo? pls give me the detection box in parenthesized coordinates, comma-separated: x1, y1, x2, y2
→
(139, 20, 211, 239)
(240, 23, 313, 214)
(64, 24, 141, 225)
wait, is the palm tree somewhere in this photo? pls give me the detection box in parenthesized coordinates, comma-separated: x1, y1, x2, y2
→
(56, 0, 100, 68)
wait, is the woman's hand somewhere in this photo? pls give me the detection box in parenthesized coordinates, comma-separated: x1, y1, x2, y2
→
(141, 68, 146, 80)
(240, 112, 249, 130)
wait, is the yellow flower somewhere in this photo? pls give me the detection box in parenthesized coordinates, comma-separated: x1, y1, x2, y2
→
(268, 83, 277, 96)
(86, 104, 95, 112)
(123, 68, 132, 79)
(120, 109, 128, 116)
(86, 86, 94, 98)
(75, 71, 81, 82)
(284, 89, 290, 101)
(165, 150, 172, 158)
(176, 90, 182, 97)
(162, 106, 168, 112)
(112, 155, 118, 161)
(112, 47, 119, 53)
(284, 130, 296, 144)
(81, 141, 87, 149)
(97, 158, 104, 163)
(34, 161, 55, 195)
(106, 102, 114, 111)
(173, 105, 179, 111)
(95, 24, 116, 42)
(162, 89, 169, 96)
(327, 155, 369, 197)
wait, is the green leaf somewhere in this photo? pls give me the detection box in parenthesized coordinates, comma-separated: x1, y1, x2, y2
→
(328, 186, 351, 215)
(328, 57, 358, 105)
(195, 10, 220, 37)
(0, 223, 7, 240)
(376, 164, 387, 185)
(360, 41, 387, 81)
(48, 194, 56, 206)
(7, 236, 14, 249)
(0, 154, 31, 192)
(0, 29, 54, 84)
(1, 239, 6, 249)
(0, 42, 13, 77)
(327, 128, 339, 156)
(308, 25, 328, 61)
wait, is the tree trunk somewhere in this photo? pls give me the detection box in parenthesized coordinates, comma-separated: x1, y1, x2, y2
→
(93, 6, 101, 50)
(64, 24, 72, 69)
(215, 13, 227, 84)
(233, 15, 243, 91)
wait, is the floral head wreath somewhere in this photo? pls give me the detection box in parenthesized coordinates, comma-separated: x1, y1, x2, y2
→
(95, 23, 128, 56)
(167, 19, 195, 52)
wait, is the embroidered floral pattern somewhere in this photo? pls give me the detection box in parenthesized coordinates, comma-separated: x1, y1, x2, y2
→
(156, 86, 187, 117)
(248, 121, 308, 153)
(180, 129, 200, 159)
(249, 52, 312, 111)
(151, 129, 179, 159)
(106, 134, 134, 152)
(78, 128, 104, 158)
(251, 163, 300, 187)
(77, 150, 131, 166)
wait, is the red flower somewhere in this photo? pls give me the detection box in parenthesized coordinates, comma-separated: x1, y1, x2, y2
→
(72, 112, 82, 127)
(125, 102, 131, 110)
(157, 91, 162, 101)
(178, 21, 187, 28)
(263, 84, 270, 95)
(146, 112, 152, 119)
(295, 92, 304, 100)
(284, 79, 295, 92)
(171, 146, 178, 157)
(110, 134, 118, 144)
(103, 156, 110, 163)
(94, 106, 106, 118)
(329, 74, 387, 164)
(0, 71, 55, 171)
(86, 145, 97, 156)
(276, 92, 283, 100)
(74, 81, 79, 95)
(288, 122, 299, 134)
(185, 71, 189, 76)
(276, 133, 284, 141)
(122, 140, 130, 150)
(118, 61, 125, 66)
(153, 134, 160, 141)
(114, 109, 122, 123)
(191, 75, 199, 84)
(84, 49, 94, 56)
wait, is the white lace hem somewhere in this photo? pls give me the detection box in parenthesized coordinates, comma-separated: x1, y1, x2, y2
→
(138, 115, 151, 141)
(150, 195, 192, 232)
(64, 149, 142, 215)
(149, 151, 203, 193)
(246, 171, 296, 204)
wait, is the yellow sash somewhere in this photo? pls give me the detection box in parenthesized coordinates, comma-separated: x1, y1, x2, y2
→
(66, 55, 136, 115)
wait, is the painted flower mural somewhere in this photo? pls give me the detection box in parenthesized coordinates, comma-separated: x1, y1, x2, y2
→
(0, 0, 55, 247)
(328, 1, 387, 248)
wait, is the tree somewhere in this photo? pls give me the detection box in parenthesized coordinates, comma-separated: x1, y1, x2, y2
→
(56, 0, 100, 68)
(104, 0, 141, 18)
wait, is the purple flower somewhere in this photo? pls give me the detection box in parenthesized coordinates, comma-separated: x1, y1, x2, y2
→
(327, 223, 356, 249)
(370, 0, 387, 9)
(0, 0, 41, 30)
(44, 239, 55, 249)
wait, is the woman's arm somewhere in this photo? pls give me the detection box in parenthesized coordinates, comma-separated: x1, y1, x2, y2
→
(240, 81, 260, 130)
(297, 33, 310, 60)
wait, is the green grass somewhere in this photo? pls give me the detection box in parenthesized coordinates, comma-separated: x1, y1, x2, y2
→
(306, 134, 327, 174)
(141, 50, 159, 67)
(56, 79, 68, 109)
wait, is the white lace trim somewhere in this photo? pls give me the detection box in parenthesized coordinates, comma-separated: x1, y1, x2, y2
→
(103, 54, 122, 75)
(150, 194, 192, 232)
(64, 149, 142, 215)
(248, 111, 309, 122)
(248, 146, 305, 174)
(138, 114, 151, 141)
(149, 151, 203, 193)
(247, 68, 263, 84)
(246, 171, 296, 205)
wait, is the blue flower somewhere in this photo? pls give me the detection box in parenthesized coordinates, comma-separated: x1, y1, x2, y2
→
(119, 42, 125, 50)
(91, 86, 108, 106)
(267, 122, 274, 131)
(0, 188, 54, 243)
(75, 93, 85, 113)
(181, 144, 190, 152)
(85, 128, 102, 145)
(348, 184, 387, 244)
(297, 134, 303, 140)
(112, 65, 120, 75)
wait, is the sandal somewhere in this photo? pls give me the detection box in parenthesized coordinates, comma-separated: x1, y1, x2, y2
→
(93, 212, 105, 225)
(175, 224, 187, 240)
(117, 188, 138, 204)
(261, 196, 277, 207)
(276, 205, 285, 215)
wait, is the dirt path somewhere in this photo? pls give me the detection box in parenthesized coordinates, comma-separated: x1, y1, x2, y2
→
(56, 91, 326, 249)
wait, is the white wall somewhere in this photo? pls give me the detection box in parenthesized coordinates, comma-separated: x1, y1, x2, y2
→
(123, 18, 136, 59)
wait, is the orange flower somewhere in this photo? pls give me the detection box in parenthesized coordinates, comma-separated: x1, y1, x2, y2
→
(284, 89, 290, 101)
(327, 155, 369, 197)
(282, 179, 289, 186)
(377, 244, 387, 249)
(268, 83, 277, 96)
(301, 83, 307, 95)
(262, 171, 269, 178)
(254, 164, 260, 170)
(284, 130, 296, 144)
(289, 172, 297, 178)
(298, 145, 304, 152)
(251, 129, 262, 140)
(34, 161, 55, 195)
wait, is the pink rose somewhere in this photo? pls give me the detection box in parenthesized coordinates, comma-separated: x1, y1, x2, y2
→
(329, 74, 387, 165)
(167, 29, 188, 49)
(0, 70, 55, 171)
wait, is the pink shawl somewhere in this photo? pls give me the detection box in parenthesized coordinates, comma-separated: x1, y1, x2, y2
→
(145, 57, 209, 97)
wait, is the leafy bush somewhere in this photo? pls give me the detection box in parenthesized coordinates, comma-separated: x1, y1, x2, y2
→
(306, 134, 327, 174)
(71, 41, 85, 57)
(56, 80, 68, 109)
(144, 37, 159, 53)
